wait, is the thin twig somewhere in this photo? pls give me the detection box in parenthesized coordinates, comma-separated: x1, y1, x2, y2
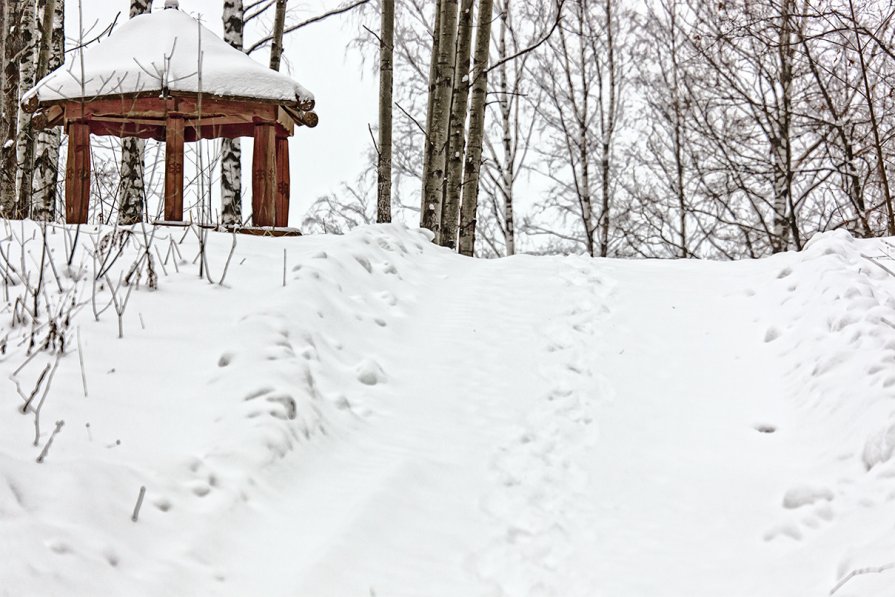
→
(77, 327, 88, 398)
(830, 562, 895, 595)
(246, 0, 372, 54)
(131, 486, 146, 522)
(36, 420, 64, 464)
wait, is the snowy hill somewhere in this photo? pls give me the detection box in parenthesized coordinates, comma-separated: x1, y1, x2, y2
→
(2, 221, 895, 596)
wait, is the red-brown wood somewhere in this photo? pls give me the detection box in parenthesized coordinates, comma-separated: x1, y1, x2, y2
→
(63, 96, 280, 122)
(252, 123, 277, 227)
(165, 117, 185, 221)
(275, 137, 291, 227)
(64, 122, 91, 224)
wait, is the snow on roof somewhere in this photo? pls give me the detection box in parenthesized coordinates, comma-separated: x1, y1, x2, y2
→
(23, 7, 313, 106)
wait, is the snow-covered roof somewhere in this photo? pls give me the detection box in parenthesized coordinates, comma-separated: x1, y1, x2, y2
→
(23, 7, 314, 107)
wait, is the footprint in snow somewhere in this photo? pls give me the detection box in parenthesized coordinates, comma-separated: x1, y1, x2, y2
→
(356, 359, 386, 386)
(782, 485, 834, 509)
(753, 423, 777, 434)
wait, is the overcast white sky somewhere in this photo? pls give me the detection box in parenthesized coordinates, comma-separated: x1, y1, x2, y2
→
(63, 0, 378, 222)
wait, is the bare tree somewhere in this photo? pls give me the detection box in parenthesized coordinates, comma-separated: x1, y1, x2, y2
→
(845, 0, 895, 235)
(377, 0, 395, 223)
(529, 0, 627, 257)
(478, 2, 540, 256)
(628, 0, 698, 257)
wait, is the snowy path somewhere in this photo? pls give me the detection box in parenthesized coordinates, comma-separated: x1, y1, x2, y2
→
(169, 250, 832, 596)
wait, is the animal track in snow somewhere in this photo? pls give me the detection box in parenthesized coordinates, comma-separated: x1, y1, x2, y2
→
(473, 261, 613, 593)
(356, 359, 386, 386)
(782, 485, 834, 509)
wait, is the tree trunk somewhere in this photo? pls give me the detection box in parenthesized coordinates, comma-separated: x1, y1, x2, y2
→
(0, 0, 19, 218)
(420, 0, 459, 240)
(220, 0, 244, 226)
(376, 0, 394, 224)
(269, 0, 287, 72)
(569, 6, 595, 257)
(440, 0, 474, 249)
(597, 0, 617, 258)
(668, 0, 687, 258)
(14, 0, 38, 219)
(771, 0, 797, 253)
(117, 0, 151, 225)
(31, 0, 63, 221)
(497, 9, 516, 256)
(421, 0, 442, 228)
(457, 0, 494, 257)
(0, 2, 6, 134)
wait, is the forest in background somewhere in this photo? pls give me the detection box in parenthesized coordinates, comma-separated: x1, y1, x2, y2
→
(310, 0, 895, 259)
(1, 0, 894, 260)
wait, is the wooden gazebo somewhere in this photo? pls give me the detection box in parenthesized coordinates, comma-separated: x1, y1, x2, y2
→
(22, 1, 318, 227)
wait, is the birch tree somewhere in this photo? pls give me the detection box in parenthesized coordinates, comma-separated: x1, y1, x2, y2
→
(685, 0, 819, 254)
(457, 0, 494, 256)
(221, 0, 244, 225)
(477, 2, 539, 257)
(376, 0, 394, 223)
(269, 0, 288, 71)
(529, 0, 626, 257)
(440, 0, 474, 249)
(14, 0, 38, 219)
(0, 0, 21, 217)
(117, 0, 151, 225)
(31, 0, 63, 221)
(420, 0, 459, 239)
(629, 0, 698, 257)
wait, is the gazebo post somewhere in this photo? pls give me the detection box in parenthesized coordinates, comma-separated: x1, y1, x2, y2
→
(64, 122, 91, 224)
(165, 116, 185, 221)
(252, 122, 276, 227)
(275, 136, 290, 227)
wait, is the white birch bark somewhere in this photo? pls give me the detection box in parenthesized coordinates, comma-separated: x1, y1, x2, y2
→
(14, 0, 38, 218)
(220, 0, 244, 226)
(457, 0, 494, 257)
(118, 0, 151, 225)
(420, 0, 459, 239)
(376, 0, 395, 224)
(0, 0, 17, 217)
(440, 0, 474, 249)
(32, 0, 63, 221)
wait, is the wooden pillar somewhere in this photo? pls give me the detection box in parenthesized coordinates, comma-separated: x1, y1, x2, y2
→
(64, 122, 91, 224)
(164, 116, 185, 222)
(275, 136, 290, 227)
(252, 122, 276, 227)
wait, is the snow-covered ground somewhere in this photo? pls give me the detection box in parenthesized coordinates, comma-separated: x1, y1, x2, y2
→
(2, 220, 895, 596)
